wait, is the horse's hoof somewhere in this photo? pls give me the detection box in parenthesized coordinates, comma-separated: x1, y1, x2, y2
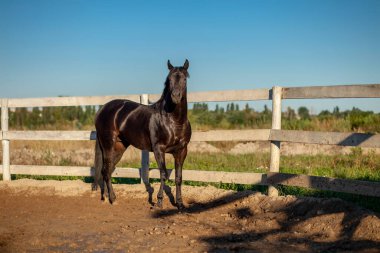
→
(156, 200, 163, 209)
(177, 203, 186, 211)
(101, 196, 105, 201)
(91, 183, 98, 191)
(109, 194, 116, 204)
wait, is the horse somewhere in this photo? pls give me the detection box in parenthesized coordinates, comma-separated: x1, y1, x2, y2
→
(93, 59, 191, 210)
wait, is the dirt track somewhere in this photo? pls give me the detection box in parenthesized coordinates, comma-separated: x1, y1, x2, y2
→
(0, 179, 380, 252)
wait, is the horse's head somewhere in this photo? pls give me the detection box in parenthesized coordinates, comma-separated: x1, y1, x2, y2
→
(166, 59, 189, 104)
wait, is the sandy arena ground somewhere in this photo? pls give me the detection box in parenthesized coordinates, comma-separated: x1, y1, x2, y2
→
(0, 179, 379, 252)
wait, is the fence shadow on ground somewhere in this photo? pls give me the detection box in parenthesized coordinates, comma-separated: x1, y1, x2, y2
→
(152, 189, 380, 252)
(202, 198, 380, 252)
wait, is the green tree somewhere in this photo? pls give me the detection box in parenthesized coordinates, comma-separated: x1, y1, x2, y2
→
(333, 106, 340, 116)
(298, 107, 310, 120)
(244, 103, 251, 113)
(285, 107, 296, 120)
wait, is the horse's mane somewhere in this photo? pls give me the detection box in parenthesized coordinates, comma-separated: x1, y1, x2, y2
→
(151, 78, 170, 110)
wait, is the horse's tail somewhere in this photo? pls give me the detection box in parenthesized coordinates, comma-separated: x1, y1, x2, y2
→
(92, 137, 103, 191)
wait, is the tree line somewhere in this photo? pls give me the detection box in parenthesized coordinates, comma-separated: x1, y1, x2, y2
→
(7, 103, 380, 133)
(9, 106, 97, 130)
(190, 103, 380, 133)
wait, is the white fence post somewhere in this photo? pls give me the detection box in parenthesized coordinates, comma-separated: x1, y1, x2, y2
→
(269, 86, 282, 197)
(140, 94, 150, 185)
(1, 99, 11, 181)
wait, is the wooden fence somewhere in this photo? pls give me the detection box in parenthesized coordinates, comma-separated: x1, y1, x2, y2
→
(1, 84, 380, 198)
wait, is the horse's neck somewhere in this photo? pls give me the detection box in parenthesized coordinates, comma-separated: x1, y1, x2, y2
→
(172, 96, 188, 122)
(160, 92, 188, 123)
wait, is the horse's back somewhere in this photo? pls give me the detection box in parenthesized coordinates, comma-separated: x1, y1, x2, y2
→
(95, 99, 140, 131)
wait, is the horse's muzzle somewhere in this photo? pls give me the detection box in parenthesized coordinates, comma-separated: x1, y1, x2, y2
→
(171, 91, 182, 104)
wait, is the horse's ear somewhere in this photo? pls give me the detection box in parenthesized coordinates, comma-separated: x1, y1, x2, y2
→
(168, 60, 174, 70)
(183, 59, 189, 70)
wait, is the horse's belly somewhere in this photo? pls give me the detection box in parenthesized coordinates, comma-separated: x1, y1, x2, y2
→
(119, 127, 152, 151)
(131, 142, 153, 152)
(165, 139, 187, 153)
(124, 135, 152, 151)
(118, 108, 153, 151)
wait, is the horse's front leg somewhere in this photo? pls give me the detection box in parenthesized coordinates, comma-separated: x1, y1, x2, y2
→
(153, 147, 168, 208)
(174, 147, 187, 210)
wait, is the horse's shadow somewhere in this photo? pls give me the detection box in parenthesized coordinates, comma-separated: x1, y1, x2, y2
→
(150, 189, 380, 252)
(199, 197, 380, 252)
(151, 190, 254, 217)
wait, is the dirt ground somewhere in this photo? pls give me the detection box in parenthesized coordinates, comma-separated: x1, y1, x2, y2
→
(1, 180, 380, 252)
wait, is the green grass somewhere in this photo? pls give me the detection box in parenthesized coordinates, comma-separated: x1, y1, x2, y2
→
(116, 148, 380, 212)
(281, 149, 380, 182)
(118, 148, 380, 182)
(2, 148, 380, 212)
(118, 153, 270, 173)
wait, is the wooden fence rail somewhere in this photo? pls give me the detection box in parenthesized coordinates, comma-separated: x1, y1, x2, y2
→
(1, 84, 380, 198)
(1, 129, 379, 147)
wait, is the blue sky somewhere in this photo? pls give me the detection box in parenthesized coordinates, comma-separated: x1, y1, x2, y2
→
(1, 0, 379, 113)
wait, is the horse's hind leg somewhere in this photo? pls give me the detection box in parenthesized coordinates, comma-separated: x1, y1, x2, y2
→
(111, 142, 127, 174)
(92, 138, 103, 191)
(102, 154, 118, 204)
(102, 142, 126, 204)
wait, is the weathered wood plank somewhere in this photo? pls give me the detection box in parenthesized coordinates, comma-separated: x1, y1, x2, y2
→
(3, 84, 380, 108)
(7, 95, 141, 108)
(2, 130, 271, 142)
(4, 88, 271, 108)
(1, 99, 10, 181)
(269, 86, 282, 197)
(2, 165, 267, 185)
(186, 170, 266, 184)
(149, 169, 267, 185)
(3, 165, 380, 197)
(191, 129, 271, 142)
(7, 165, 94, 176)
(4, 129, 380, 147)
(267, 172, 380, 197)
(7, 165, 140, 177)
(283, 84, 380, 99)
(270, 130, 380, 148)
(3, 131, 97, 141)
(149, 89, 270, 103)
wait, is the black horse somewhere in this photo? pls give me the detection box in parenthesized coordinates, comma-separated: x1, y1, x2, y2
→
(93, 60, 191, 209)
